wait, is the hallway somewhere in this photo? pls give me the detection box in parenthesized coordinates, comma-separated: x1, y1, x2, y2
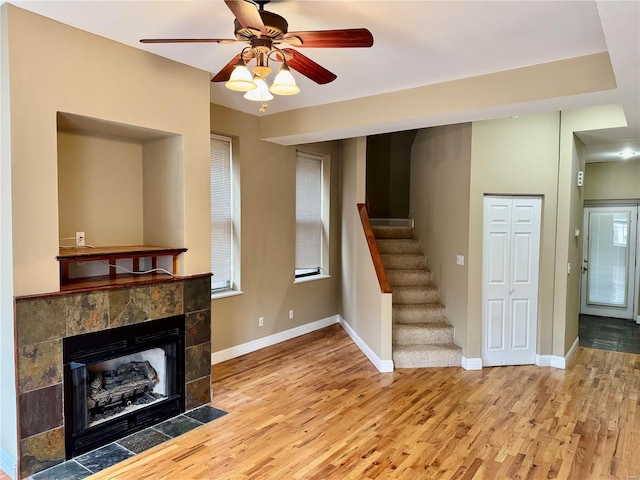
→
(579, 314, 640, 354)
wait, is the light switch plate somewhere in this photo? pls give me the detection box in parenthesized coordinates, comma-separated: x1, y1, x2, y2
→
(456, 255, 465, 266)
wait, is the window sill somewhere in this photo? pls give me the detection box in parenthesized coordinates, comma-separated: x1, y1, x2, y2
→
(294, 274, 331, 284)
(211, 289, 244, 300)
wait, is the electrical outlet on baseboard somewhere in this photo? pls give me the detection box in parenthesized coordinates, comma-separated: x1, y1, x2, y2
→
(258, 316, 264, 327)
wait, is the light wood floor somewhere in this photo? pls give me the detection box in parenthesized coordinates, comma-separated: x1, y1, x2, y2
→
(9, 324, 640, 480)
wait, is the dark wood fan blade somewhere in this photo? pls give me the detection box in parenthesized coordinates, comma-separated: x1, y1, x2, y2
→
(140, 38, 240, 44)
(211, 53, 242, 83)
(283, 28, 373, 48)
(282, 48, 336, 85)
(224, 0, 266, 33)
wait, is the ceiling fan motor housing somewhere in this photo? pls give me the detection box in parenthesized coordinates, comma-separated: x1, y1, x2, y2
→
(234, 10, 288, 41)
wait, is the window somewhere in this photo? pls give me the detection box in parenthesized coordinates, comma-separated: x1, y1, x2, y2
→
(295, 151, 329, 279)
(210, 134, 236, 291)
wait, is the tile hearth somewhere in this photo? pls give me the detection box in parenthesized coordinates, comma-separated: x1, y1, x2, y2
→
(30, 405, 228, 480)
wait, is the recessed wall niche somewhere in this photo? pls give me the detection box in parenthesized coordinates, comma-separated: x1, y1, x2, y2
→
(57, 112, 185, 278)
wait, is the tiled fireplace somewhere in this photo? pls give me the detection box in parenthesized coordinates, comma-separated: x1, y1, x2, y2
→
(63, 314, 185, 458)
(14, 275, 212, 478)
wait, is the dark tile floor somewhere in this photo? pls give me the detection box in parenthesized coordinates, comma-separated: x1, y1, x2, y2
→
(579, 314, 640, 354)
(30, 405, 227, 480)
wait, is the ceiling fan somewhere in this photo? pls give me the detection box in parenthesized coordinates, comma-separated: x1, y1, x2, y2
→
(141, 0, 374, 111)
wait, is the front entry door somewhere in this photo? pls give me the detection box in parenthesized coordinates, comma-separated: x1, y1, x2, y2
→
(482, 196, 541, 366)
(580, 206, 638, 320)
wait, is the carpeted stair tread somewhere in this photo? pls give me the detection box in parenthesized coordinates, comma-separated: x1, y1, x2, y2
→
(393, 343, 462, 368)
(392, 285, 440, 304)
(387, 269, 433, 286)
(372, 225, 414, 239)
(376, 239, 422, 254)
(393, 322, 454, 345)
(382, 253, 427, 270)
(393, 303, 447, 323)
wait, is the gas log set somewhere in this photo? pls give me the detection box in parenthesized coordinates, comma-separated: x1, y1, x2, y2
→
(87, 360, 162, 424)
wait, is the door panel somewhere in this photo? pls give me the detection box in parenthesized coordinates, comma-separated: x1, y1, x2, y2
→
(513, 233, 533, 283)
(483, 196, 541, 366)
(511, 299, 530, 350)
(581, 206, 638, 319)
(487, 299, 506, 351)
(488, 233, 508, 284)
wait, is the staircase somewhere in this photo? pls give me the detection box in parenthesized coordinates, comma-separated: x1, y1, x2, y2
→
(373, 225, 462, 368)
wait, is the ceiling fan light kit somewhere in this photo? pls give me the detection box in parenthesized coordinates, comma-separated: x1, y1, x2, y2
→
(225, 45, 300, 111)
(270, 63, 300, 96)
(225, 56, 258, 92)
(141, 0, 373, 112)
(243, 76, 273, 112)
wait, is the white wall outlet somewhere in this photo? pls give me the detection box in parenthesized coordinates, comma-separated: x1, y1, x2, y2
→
(456, 255, 465, 266)
(75, 231, 85, 246)
(289, 309, 294, 319)
(258, 316, 264, 327)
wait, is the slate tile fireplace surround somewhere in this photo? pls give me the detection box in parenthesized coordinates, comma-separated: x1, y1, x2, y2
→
(14, 275, 212, 479)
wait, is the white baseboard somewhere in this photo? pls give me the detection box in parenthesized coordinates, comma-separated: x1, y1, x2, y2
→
(0, 448, 17, 480)
(536, 337, 579, 369)
(211, 315, 339, 365)
(462, 357, 483, 370)
(338, 317, 394, 373)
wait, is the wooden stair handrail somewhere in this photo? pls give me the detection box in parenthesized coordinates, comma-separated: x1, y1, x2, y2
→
(357, 203, 391, 294)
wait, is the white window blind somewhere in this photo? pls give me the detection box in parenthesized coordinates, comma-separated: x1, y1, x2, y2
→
(211, 135, 232, 290)
(296, 152, 322, 275)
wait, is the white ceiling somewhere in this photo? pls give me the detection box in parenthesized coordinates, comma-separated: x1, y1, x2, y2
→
(7, 0, 640, 162)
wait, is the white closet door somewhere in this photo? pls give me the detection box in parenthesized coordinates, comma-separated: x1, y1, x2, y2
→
(482, 196, 541, 366)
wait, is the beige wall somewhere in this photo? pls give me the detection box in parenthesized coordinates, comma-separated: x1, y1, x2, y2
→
(143, 136, 186, 252)
(410, 124, 472, 353)
(209, 105, 342, 352)
(585, 157, 640, 200)
(562, 135, 587, 353)
(6, 5, 211, 296)
(57, 131, 145, 246)
(339, 137, 392, 364)
(0, 4, 18, 472)
(469, 112, 561, 358)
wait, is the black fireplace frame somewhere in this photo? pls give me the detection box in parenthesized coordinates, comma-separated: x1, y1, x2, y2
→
(63, 315, 185, 458)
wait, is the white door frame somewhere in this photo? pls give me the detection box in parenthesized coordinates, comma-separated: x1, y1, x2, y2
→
(482, 196, 542, 366)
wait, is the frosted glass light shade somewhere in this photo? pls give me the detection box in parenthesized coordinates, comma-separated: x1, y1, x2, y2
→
(244, 77, 274, 101)
(269, 64, 300, 95)
(225, 59, 257, 92)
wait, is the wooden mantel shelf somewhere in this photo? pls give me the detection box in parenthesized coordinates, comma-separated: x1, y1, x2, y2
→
(58, 245, 187, 262)
(57, 245, 187, 287)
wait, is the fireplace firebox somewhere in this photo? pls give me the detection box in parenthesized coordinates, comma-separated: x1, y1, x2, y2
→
(63, 315, 185, 458)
